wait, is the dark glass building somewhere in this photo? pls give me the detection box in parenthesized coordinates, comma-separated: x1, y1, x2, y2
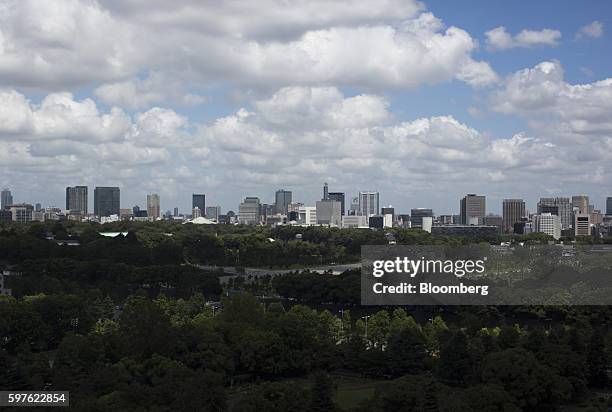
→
(192, 194, 206, 212)
(94, 187, 120, 217)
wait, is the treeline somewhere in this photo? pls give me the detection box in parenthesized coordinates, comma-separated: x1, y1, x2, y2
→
(0, 220, 516, 269)
(1, 293, 610, 411)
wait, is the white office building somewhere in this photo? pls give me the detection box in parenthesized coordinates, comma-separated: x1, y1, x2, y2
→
(534, 213, 561, 240)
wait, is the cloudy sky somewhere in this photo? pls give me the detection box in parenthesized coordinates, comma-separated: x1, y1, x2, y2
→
(1, 0, 611, 215)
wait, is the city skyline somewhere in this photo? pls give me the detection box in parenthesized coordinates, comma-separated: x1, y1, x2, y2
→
(2, 184, 611, 219)
(0, 1, 611, 213)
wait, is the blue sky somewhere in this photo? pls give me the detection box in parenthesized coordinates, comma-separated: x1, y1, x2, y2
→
(0, 0, 611, 215)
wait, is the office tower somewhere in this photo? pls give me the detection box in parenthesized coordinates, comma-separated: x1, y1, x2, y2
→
(537, 197, 571, 229)
(328, 192, 345, 215)
(484, 214, 503, 234)
(8, 204, 33, 223)
(323, 183, 329, 200)
(349, 197, 359, 215)
(607, 197, 612, 216)
(298, 206, 317, 225)
(94, 187, 120, 217)
(147, 193, 160, 218)
(534, 213, 561, 240)
(192, 194, 206, 213)
(173, 207, 179, 217)
(411, 208, 433, 228)
(206, 206, 221, 221)
(574, 214, 591, 236)
(382, 206, 394, 228)
(238, 197, 261, 225)
(1, 189, 13, 209)
(460, 194, 485, 225)
(65, 186, 88, 214)
(358, 191, 379, 216)
(571, 195, 589, 214)
(316, 200, 341, 226)
(35, 203, 41, 212)
(438, 215, 454, 225)
(502, 199, 525, 233)
(275, 189, 292, 214)
(192, 207, 202, 219)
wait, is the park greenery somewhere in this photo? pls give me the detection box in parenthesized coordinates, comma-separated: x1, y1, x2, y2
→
(0, 220, 611, 411)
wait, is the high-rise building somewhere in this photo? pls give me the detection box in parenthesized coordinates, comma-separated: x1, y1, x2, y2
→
(349, 197, 359, 215)
(66, 186, 88, 214)
(537, 197, 572, 229)
(147, 193, 160, 218)
(94, 187, 120, 217)
(275, 189, 292, 215)
(316, 200, 341, 226)
(534, 213, 561, 240)
(328, 192, 345, 215)
(323, 183, 329, 200)
(381, 206, 394, 228)
(358, 191, 379, 216)
(173, 207, 179, 217)
(298, 206, 317, 226)
(238, 197, 261, 225)
(411, 208, 433, 229)
(1, 189, 13, 209)
(571, 195, 589, 214)
(192, 194, 206, 214)
(607, 197, 612, 216)
(502, 199, 525, 234)
(460, 194, 485, 225)
(206, 206, 221, 222)
(574, 213, 591, 236)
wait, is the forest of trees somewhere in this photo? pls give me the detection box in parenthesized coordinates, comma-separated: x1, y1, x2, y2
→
(1, 220, 611, 411)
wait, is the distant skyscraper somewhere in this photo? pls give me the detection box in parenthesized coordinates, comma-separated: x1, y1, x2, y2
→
(238, 197, 261, 225)
(534, 213, 561, 240)
(502, 199, 525, 233)
(607, 197, 612, 216)
(94, 187, 120, 217)
(411, 208, 433, 229)
(205, 206, 221, 221)
(571, 195, 589, 214)
(1, 189, 13, 209)
(328, 192, 345, 215)
(316, 200, 341, 226)
(574, 213, 591, 236)
(538, 197, 571, 229)
(147, 193, 160, 218)
(275, 189, 292, 214)
(358, 191, 379, 216)
(382, 206, 394, 228)
(323, 183, 329, 200)
(173, 207, 179, 217)
(349, 197, 359, 215)
(192, 194, 206, 213)
(66, 186, 88, 214)
(460, 194, 485, 225)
